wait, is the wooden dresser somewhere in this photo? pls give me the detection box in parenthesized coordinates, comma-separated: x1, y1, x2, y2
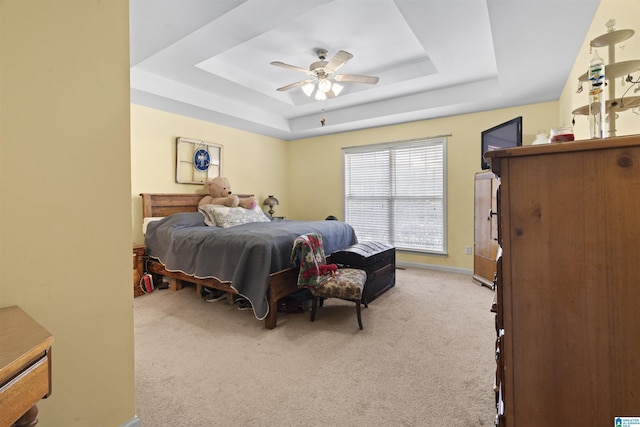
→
(485, 134, 640, 426)
(0, 306, 54, 427)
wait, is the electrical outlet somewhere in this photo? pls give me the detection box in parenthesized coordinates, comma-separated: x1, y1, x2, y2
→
(465, 246, 472, 255)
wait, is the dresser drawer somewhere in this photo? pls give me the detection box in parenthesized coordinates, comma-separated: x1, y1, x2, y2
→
(0, 353, 51, 426)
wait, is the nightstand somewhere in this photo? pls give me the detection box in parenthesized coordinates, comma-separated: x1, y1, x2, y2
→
(133, 245, 145, 297)
(0, 306, 54, 427)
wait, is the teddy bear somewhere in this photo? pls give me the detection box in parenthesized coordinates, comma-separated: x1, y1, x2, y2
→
(198, 176, 257, 210)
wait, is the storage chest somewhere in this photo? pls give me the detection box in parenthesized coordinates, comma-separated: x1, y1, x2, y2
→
(331, 242, 395, 303)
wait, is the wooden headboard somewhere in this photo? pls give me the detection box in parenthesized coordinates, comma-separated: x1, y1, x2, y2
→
(140, 193, 257, 218)
(140, 193, 203, 218)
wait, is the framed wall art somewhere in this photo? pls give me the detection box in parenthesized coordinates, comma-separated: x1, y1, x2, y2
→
(175, 137, 222, 184)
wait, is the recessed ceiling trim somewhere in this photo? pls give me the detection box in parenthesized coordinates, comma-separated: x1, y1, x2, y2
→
(129, 0, 601, 140)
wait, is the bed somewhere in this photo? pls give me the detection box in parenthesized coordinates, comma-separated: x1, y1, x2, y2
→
(140, 193, 358, 329)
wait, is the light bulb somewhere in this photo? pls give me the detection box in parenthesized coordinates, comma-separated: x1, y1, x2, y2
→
(302, 83, 315, 97)
(315, 90, 327, 101)
(318, 78, 332, 93)
(332, 82, 344, 96)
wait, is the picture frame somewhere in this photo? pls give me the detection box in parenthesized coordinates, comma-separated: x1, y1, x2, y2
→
(175, 137, 222, 184)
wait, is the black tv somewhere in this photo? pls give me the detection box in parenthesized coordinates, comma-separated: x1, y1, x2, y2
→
(480, 116, 522, 170)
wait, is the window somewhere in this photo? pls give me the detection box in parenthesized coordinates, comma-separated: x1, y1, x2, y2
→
(343, 137, 446, 254)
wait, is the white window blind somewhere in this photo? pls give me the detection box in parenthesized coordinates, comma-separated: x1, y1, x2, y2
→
(343, 137, 446, 254)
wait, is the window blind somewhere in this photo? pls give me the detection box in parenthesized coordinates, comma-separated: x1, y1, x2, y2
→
(343, 137, 446, 254)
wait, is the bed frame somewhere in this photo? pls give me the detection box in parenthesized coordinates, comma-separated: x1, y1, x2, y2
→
(140, 193, 300, 329)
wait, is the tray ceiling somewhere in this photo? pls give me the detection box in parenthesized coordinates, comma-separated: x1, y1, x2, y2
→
(130, 0, 600, 140)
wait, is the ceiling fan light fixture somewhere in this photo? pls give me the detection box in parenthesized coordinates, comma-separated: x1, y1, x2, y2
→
(332, 82, 344, 96)
(302, 83, 315, 97)
(318, 78, 332, 93)
(271, 49, 379, 102)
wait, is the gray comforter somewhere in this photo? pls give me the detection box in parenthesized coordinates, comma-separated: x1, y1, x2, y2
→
(145, 212, 358, 320)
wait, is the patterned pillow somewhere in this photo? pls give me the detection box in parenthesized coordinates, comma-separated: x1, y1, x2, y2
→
(208, 205, 271, 228)
(198, 204, 224, 227)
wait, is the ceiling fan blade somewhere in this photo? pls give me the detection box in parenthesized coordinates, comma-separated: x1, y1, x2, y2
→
(270, 61, 311, 74)
(334, 74, 379, 84)
(324, 50, 353, 74)
(277, 79, 314, 92)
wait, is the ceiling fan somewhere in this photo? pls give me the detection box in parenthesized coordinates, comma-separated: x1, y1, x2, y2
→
(271, 49, 379, 100)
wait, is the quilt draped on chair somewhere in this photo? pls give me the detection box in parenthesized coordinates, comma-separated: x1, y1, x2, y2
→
(290, 233, 334, 289)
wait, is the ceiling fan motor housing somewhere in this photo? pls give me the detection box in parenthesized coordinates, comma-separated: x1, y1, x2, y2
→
(310, 61, 329, 75)
(315, 48, 328, 60)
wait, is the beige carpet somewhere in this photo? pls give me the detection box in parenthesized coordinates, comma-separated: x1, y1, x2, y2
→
(134, 268, 496, 426)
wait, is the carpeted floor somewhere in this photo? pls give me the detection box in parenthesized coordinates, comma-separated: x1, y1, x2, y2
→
(134, 267, 496, 426)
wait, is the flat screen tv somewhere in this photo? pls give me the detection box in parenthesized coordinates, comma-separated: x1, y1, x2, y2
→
(480, 116, 522, 170)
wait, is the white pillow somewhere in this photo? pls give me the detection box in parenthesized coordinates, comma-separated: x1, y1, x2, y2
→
(142, 217, 164, 234)
(198, 204, 224, 227)
(208, 205, 271, 228)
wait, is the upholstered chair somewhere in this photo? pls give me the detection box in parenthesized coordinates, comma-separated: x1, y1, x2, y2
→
(291, 233, 368, 330)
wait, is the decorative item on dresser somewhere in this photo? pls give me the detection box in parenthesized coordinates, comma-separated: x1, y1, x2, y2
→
(484, 134, 640, 426)
(573, 19, 640, 137)
(0, 306, 54, 427)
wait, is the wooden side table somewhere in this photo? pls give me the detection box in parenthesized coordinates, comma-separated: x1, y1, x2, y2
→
(0, 306, 54, 427)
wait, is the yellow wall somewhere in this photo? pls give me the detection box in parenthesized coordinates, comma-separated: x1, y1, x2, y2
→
(288, 102, 558, 271)
(132, 102, 557, 271)
(0, 0, 634, 426)
(130, 1, 640, 274)
(131, 104, 289, 244)
(560, 0, 640, 138)
(0, 1, 135, 426)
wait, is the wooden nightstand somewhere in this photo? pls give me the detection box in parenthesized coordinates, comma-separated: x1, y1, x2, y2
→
(0, 306, 54, 427)
(133, 245, 146, 297)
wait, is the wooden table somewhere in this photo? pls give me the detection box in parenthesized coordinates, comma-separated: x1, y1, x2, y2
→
(0, 306, 54, 427)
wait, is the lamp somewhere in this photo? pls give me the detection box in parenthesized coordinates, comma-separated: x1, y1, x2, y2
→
(317, 77, 332, 93)
(263, 195, 279, 217)
(302, 82, 315, 97)
(303, 79, 344, 100)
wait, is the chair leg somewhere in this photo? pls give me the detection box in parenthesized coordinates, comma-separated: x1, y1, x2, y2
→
(356, 299, 363, 330)
(310, 296, 319, 322)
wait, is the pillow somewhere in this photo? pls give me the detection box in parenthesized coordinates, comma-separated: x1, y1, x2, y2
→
(208, 205, 271, 228)
(142, 217, 164, 235)
(198, 204, 224, 227)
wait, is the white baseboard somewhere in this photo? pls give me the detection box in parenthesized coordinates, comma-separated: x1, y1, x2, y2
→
(121, 416, 141, 427)
(396, 261, 472, 276)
